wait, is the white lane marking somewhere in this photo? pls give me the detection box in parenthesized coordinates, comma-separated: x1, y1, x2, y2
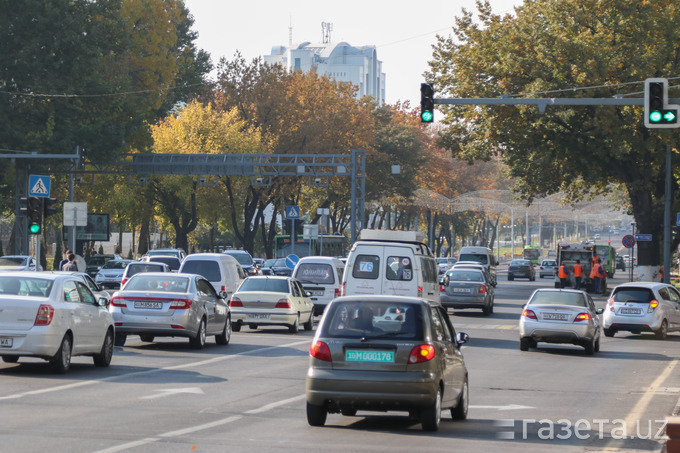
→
(95, 394, 306, 452)
(0, 339, 309, 401)
(140, 387, 205, 400)
(470, 404, 534, 411)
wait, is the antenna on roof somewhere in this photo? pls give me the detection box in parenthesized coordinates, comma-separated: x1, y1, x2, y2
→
(321, 21, 333, 44)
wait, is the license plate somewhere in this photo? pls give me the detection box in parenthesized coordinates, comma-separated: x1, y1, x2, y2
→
(453, 288, 472, 293)
(620, 308, 642, 314)
(345, 350, 394, 363)
(311, 290, 324, 296)
(543, 313, 569, 321)
(247, 314, 270, 320)
(0, 337, 12, 347)
(134, 302, 162, 309)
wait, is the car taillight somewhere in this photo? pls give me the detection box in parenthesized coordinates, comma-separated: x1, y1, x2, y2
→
(34, 304, 54, 326)
(229, 297, 243, 308)
(169, 299, 192, 309)
(409, 344, 435, 364)
(418, 286, 423, 297)
(310, 340, 332, 362)
(221, 285, 226, 292)
(478, 284, 487, 294)
(110, 297, 127, 307)
(275, 299, 291, 309)
(341, 281, 346, 296)
(648, 300, 659, 313)
(440, 284, 446, 292)
(522, 309, 537, 319)
(574, 313, 590, 322)
(334, 288, 340, 298)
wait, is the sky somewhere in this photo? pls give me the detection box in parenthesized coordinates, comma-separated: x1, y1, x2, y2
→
(183, 0, 521, 108)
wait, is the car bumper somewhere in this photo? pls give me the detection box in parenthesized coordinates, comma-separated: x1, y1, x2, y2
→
(0, 327, 63, 358)
(539, 271, 555, 277)
(232, 311, 298, 326)
(520, 320, 597, 343)
(603, 312, 662, 331)
(306, 367, 438, 410)
(509, 271, 533, 278)
(111, 312, 200, 338)
(441, 294, 489, 309)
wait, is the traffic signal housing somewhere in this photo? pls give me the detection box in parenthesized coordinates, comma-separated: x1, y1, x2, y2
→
(644, 78, 679, 128)
(420, 83, 434, 123)
(43, 197, 58, 219)
(27, 196, 42, 234)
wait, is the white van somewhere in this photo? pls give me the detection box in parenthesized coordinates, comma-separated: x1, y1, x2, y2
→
(292, 256, 345, 316)
(342, 230, 440, 303)
(457, 246, 497, 285)
(179, 253, 245, 299)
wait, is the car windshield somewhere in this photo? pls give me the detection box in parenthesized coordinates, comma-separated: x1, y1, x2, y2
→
(0, 276, 53, 297)
(612, 288, 654, 304)
(147, 250, 177, 257)
(238, 278, 289, 293)
(529, 291, 586, 307)
(273, 259, 287, 267)
(125, 275, 189, 292)
(436, 258, 448, 264)
(458, 254, 488, 265)
(263, 259, 277, 267)
(181, 260, 220, 281)
(447, 270, 484, 282)
(225, 252, 253, 266)
(319, 300, 423, 340)
(88, 256, 111, 266)
(103, 260, 130, 270)
(294, 263, 334, 284)
(0, 257, 27, 266)
(542, 261, 556, 266)
(146, 257, 180, 271)
(511, 260, 531, 266)
(127, 263, 164, 276)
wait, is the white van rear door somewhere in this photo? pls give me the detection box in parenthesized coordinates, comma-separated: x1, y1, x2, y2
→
(382, 247, 417, 297)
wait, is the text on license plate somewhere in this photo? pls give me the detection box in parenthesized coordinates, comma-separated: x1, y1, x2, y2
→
(620, 308, 641, 314)
(311, 290, 324, 296)
(134, 302, 162, 309)
(346, 350, 394, 362)
(543, 313, 569, 320)
(247, 314, 270, 320)
(0, 337, 13, 347)
(453, 288, 472, 293)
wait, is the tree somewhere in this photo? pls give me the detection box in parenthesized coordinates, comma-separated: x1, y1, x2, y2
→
(428, 0, 680, 269)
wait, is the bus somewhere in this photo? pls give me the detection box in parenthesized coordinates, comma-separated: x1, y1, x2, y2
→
(594, 244, 616, 278)
(274, 234, 347, 258)
(523, 245, 541, 265)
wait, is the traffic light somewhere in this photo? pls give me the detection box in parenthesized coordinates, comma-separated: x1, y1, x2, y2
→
(43, 197, 58, 219)
(420, 83, 434, 123)
(27, 196, 42, 234)
(644, 78, 679, 128)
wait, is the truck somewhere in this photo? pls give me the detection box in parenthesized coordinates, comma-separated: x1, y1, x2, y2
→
(554, 243, 607, 294)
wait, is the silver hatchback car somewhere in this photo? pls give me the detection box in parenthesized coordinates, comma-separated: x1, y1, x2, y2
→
(519, 289, 603, 354)
(603, 282, 680, 339)
(306, 295, 469, 431)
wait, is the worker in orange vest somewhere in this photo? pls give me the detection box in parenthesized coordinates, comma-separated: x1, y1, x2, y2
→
(558, 263, 569, 288)
(573, 260, 583, 289)
(591, 258, 603, 294)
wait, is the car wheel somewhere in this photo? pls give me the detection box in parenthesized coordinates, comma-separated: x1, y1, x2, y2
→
(93, 329, 114, 367)
(584, 337, 596, 355)
(303, 311, 314, 331)
(421, 387, 442, 431)
(2, 355, 19, 363)
(190, 318, 207, 349)
(508, 275, 514, 281)
(594, 337, 600, 353)
(655, 320, 668, 340)
(306, 401, 327, 427)
(232, 322, 242, 332)
(481, 303, 492, 316)
(530, 276, 535, 281)
(451, 378, 469, 420)
(114, 333, 127, 347)
(216, 316, 231, 345)
(519, 337, 533, 351)
(539, 275, 543, 279)
(139, 334, 154, 343)
(341, 409, 357, 416)
(289, 314, 300, 334)
(50, 334, 72, 374)
(603, 328, 615, 337)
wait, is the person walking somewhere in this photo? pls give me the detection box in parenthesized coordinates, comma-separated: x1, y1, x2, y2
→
(591, 258, 602, 294)
(558, 263, 569, 288)
(59, 250, 72, 271)
(63, 253, 78, 272)
(573, 260, 583, 290)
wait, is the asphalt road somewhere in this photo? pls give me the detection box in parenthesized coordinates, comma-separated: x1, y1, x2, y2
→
(1, 269, 678, 453)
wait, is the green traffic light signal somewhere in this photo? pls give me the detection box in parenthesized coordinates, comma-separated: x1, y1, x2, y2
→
(420, 83, 434, 123)
(649, 111, 662, 123)
(421, 110, 433, 122)
(29, 223, 41, 234)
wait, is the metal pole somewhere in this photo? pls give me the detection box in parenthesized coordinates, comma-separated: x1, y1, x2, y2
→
(630, 222, 635, 282)
(663, 144, 671, 283)
(69, 172, 76, 254)
(511, 209, 515, 259)
(320, 215, 324, 256)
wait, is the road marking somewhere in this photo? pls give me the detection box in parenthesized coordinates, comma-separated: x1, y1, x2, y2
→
(94, 394, 306, 452)
(141, 387, 205, 400)
(0, 339, 309, 401)
(470, 404, 534, 411)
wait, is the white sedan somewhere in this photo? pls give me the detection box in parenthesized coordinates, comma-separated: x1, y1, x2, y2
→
(229, 276, 314, 333)
(0, 272, 114, 373)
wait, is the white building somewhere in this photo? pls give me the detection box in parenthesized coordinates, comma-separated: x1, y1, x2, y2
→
(264, 40, 386, 105)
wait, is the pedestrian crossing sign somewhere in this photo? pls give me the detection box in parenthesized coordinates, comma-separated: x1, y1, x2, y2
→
(28, 175, 51, 197)
(285, 205, 300, 219)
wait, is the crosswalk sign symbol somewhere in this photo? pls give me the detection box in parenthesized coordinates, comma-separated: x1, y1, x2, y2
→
(285, 205, 300, 219)
(29, 175, 51, 197)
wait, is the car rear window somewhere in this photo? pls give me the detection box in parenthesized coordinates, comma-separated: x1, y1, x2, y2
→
(103, 261, 129, 269)
(320, 300, 423, 340)
(125, 276, 189, 292)
(447, 271, 484, 282)
(529, 291, 587, 307)
(351, 254, 380, 279)
(181, 260, 221, 282)
(294, 263, 334, 284)
(612, 288, 655, 304)
(147, 257, 180, 271)
(238, 278, 289, 293)
(458, 253, 488, 265)
(127, 263, 164, 276)
(0, 276, 53, 297)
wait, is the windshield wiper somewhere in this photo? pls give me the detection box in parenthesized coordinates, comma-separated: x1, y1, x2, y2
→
(361, 332, 409, 342)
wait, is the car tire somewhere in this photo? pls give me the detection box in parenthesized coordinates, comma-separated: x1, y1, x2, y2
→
(451, 378, 469, 420)
(139, 334, 154, 343)
(530, 276, 535, 281)
(421, 388, 442, 431)
(584, 337, 596, 355)
(190, 318, 207, 350)
(289, 314, 300, 334)
(114, 333, 127, 347)
(93, 329, 114, 367)
(306, 401, 327, 427)
(50, 334, 72, 374)
(303, 312, 314, 331)
(539, 275, 543, 279)
(2, 355, 19, 363)
(482, 304, 492, 316)
(519, 337, 533, 351)
(216, 316, 231, 345)
(594, 337, 600, 353)
(604, 328, 615, 338)
(655, 320, 668, 340)
(232, 322, 241, 332)
(508, 275, 514, 281)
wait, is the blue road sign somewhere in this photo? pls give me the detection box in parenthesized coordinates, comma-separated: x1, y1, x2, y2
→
(286, 254, 300, 269)
(28, 175, 51, 198)
(622, 234, 635, 248)
(677, 212, 680, 226)
(285, 205, 300, 219)
(634, 234, 652, 242)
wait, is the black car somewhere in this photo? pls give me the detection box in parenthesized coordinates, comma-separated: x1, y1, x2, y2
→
(615, 256, 626, 271)
(85, 254, 122, 277)
(508, 259, 536, 281)
(269, 258, 293, 276)
(223, 250, 258, 276)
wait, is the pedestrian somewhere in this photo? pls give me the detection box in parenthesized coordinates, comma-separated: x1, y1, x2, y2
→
(573, 260, 583, 289)
(62, 253, 78, 272)
(591, 258, 602, 294)
(558, 263, 568, 288)
(59, 250, 72, 271)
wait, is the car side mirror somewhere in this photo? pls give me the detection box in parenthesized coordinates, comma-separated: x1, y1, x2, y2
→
(596, 308, 604, 314)
(219, 290, 229, 299)
(456, 332, 469, 345)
